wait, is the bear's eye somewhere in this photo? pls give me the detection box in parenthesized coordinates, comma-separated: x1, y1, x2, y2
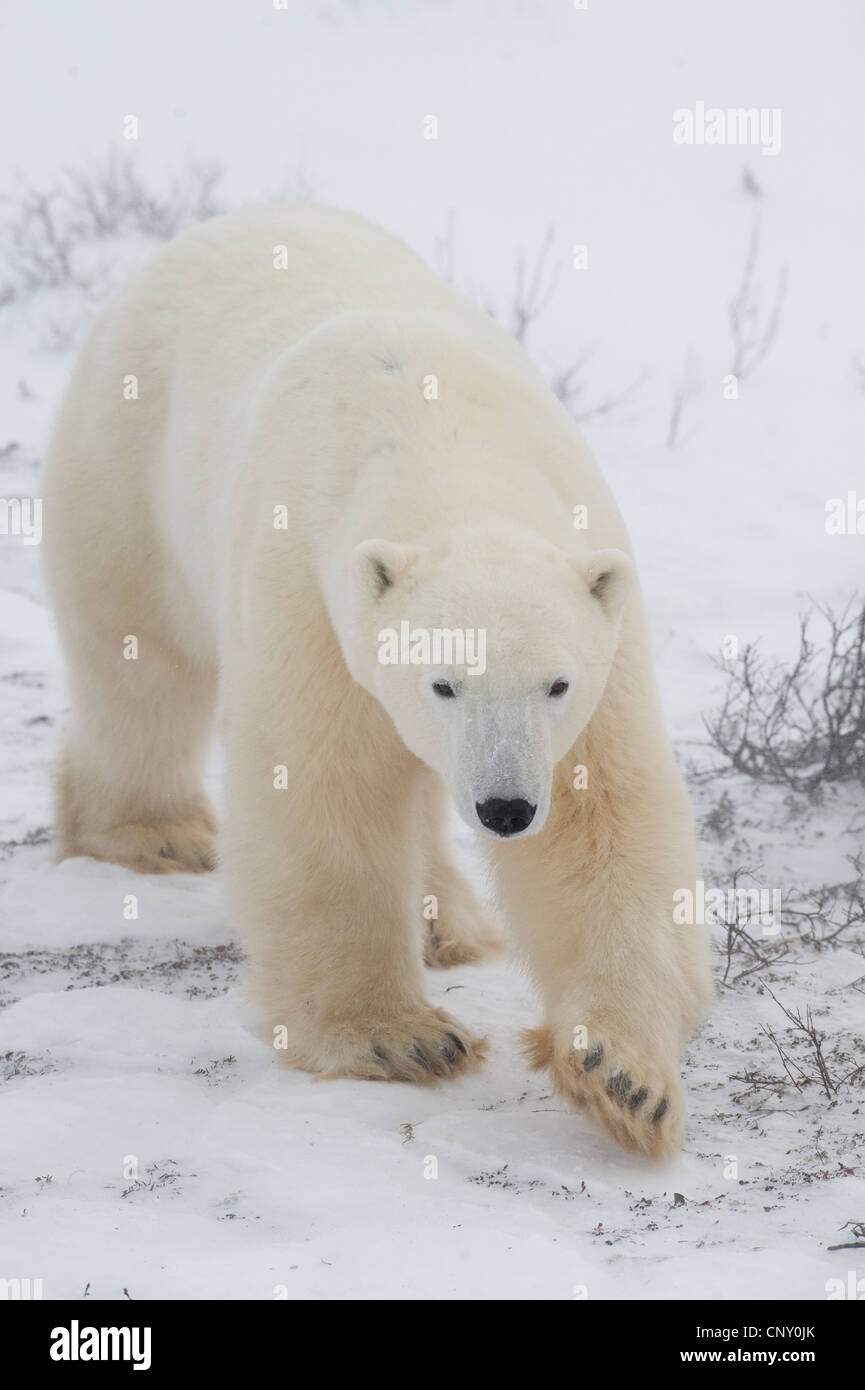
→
(548, 679, 569, 698)
(432, 681, 457, 699)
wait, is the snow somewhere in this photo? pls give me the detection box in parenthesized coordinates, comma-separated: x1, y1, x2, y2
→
(1, 0, 863, 1301)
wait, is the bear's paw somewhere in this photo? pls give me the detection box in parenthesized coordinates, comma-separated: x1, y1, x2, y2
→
(524, 1023, 686, 1161)
(423, 902, 503, 969)
(301, 1006, 488, 1085)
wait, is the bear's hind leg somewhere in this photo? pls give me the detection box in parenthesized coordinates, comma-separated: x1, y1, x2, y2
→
(421, 776, 502, 969)
(54, 629, 218, 875)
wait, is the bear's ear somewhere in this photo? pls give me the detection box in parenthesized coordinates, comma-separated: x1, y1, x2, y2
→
(583, 547, 635, 622)
(351, 539, 418, 600)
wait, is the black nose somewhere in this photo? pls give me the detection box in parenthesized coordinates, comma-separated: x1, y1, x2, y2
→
(475, 797, 536, 837)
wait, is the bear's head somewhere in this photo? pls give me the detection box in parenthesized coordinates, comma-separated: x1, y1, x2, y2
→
(344, 526, 634, 839)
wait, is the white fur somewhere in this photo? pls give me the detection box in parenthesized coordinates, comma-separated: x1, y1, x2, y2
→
(42, 205, 712, 1158)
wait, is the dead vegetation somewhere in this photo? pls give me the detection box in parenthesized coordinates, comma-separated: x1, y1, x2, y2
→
(0, 939, 245, 1007)
(435, 214, 648, 424)
(192, 1055, 238, 1086)
(1, 1049, 56, 1083)
(714, 853, 865, 988)
(0, 153, 226, 306)
(828, 1220, 865, 1252)
(121, 1159, 182, 1199)
(730, 984, 864, 1106)
(666, 348, 702, 450)
(705, 600, 865, 794)
(757, 988, 864, 1100)
(728, 205, 787, 383)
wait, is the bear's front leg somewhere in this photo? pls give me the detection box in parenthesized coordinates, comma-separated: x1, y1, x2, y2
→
(221, 639, 485, 1085)
(491, 703, 713, 1160)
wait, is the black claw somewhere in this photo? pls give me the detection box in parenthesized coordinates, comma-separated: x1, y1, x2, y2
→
(447, 1032, 466, 1056)
(371, 1045, 388, 1063)
(584, 1042, 605, 1072)
(628, 1085, 649, 1112)
(607, 1070, 633, 1104)
(409, 1045, 431, 1070)
(651, 1097, 669, 1125)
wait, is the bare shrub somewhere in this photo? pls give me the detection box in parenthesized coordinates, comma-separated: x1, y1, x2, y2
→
(782, 853, 865, 951)
(728, 206, 787, 382)
(67, 151, 224, 239)
(715, 857, 865, 993)
(716, 865, 788, 986)
(828, 1220, 865, 1252)
(699, 788, 738, 843)
(506, 232, 649, 421)
(759, 987, 864, 1100)
(667, 348, 702, 449)
(732, 988, 865, 1103)
(448, 222, 648, 424)
(551, 351, 648, 424)
(0, 153, 226, 304)
(507, 226, 558, 346)
(705, 600, 865, 793)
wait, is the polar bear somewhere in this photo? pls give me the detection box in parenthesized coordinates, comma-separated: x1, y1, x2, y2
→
(42, 205, 712, 1159)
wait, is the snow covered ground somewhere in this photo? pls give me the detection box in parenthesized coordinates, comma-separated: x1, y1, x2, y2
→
(1, 0, 863, 1300)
